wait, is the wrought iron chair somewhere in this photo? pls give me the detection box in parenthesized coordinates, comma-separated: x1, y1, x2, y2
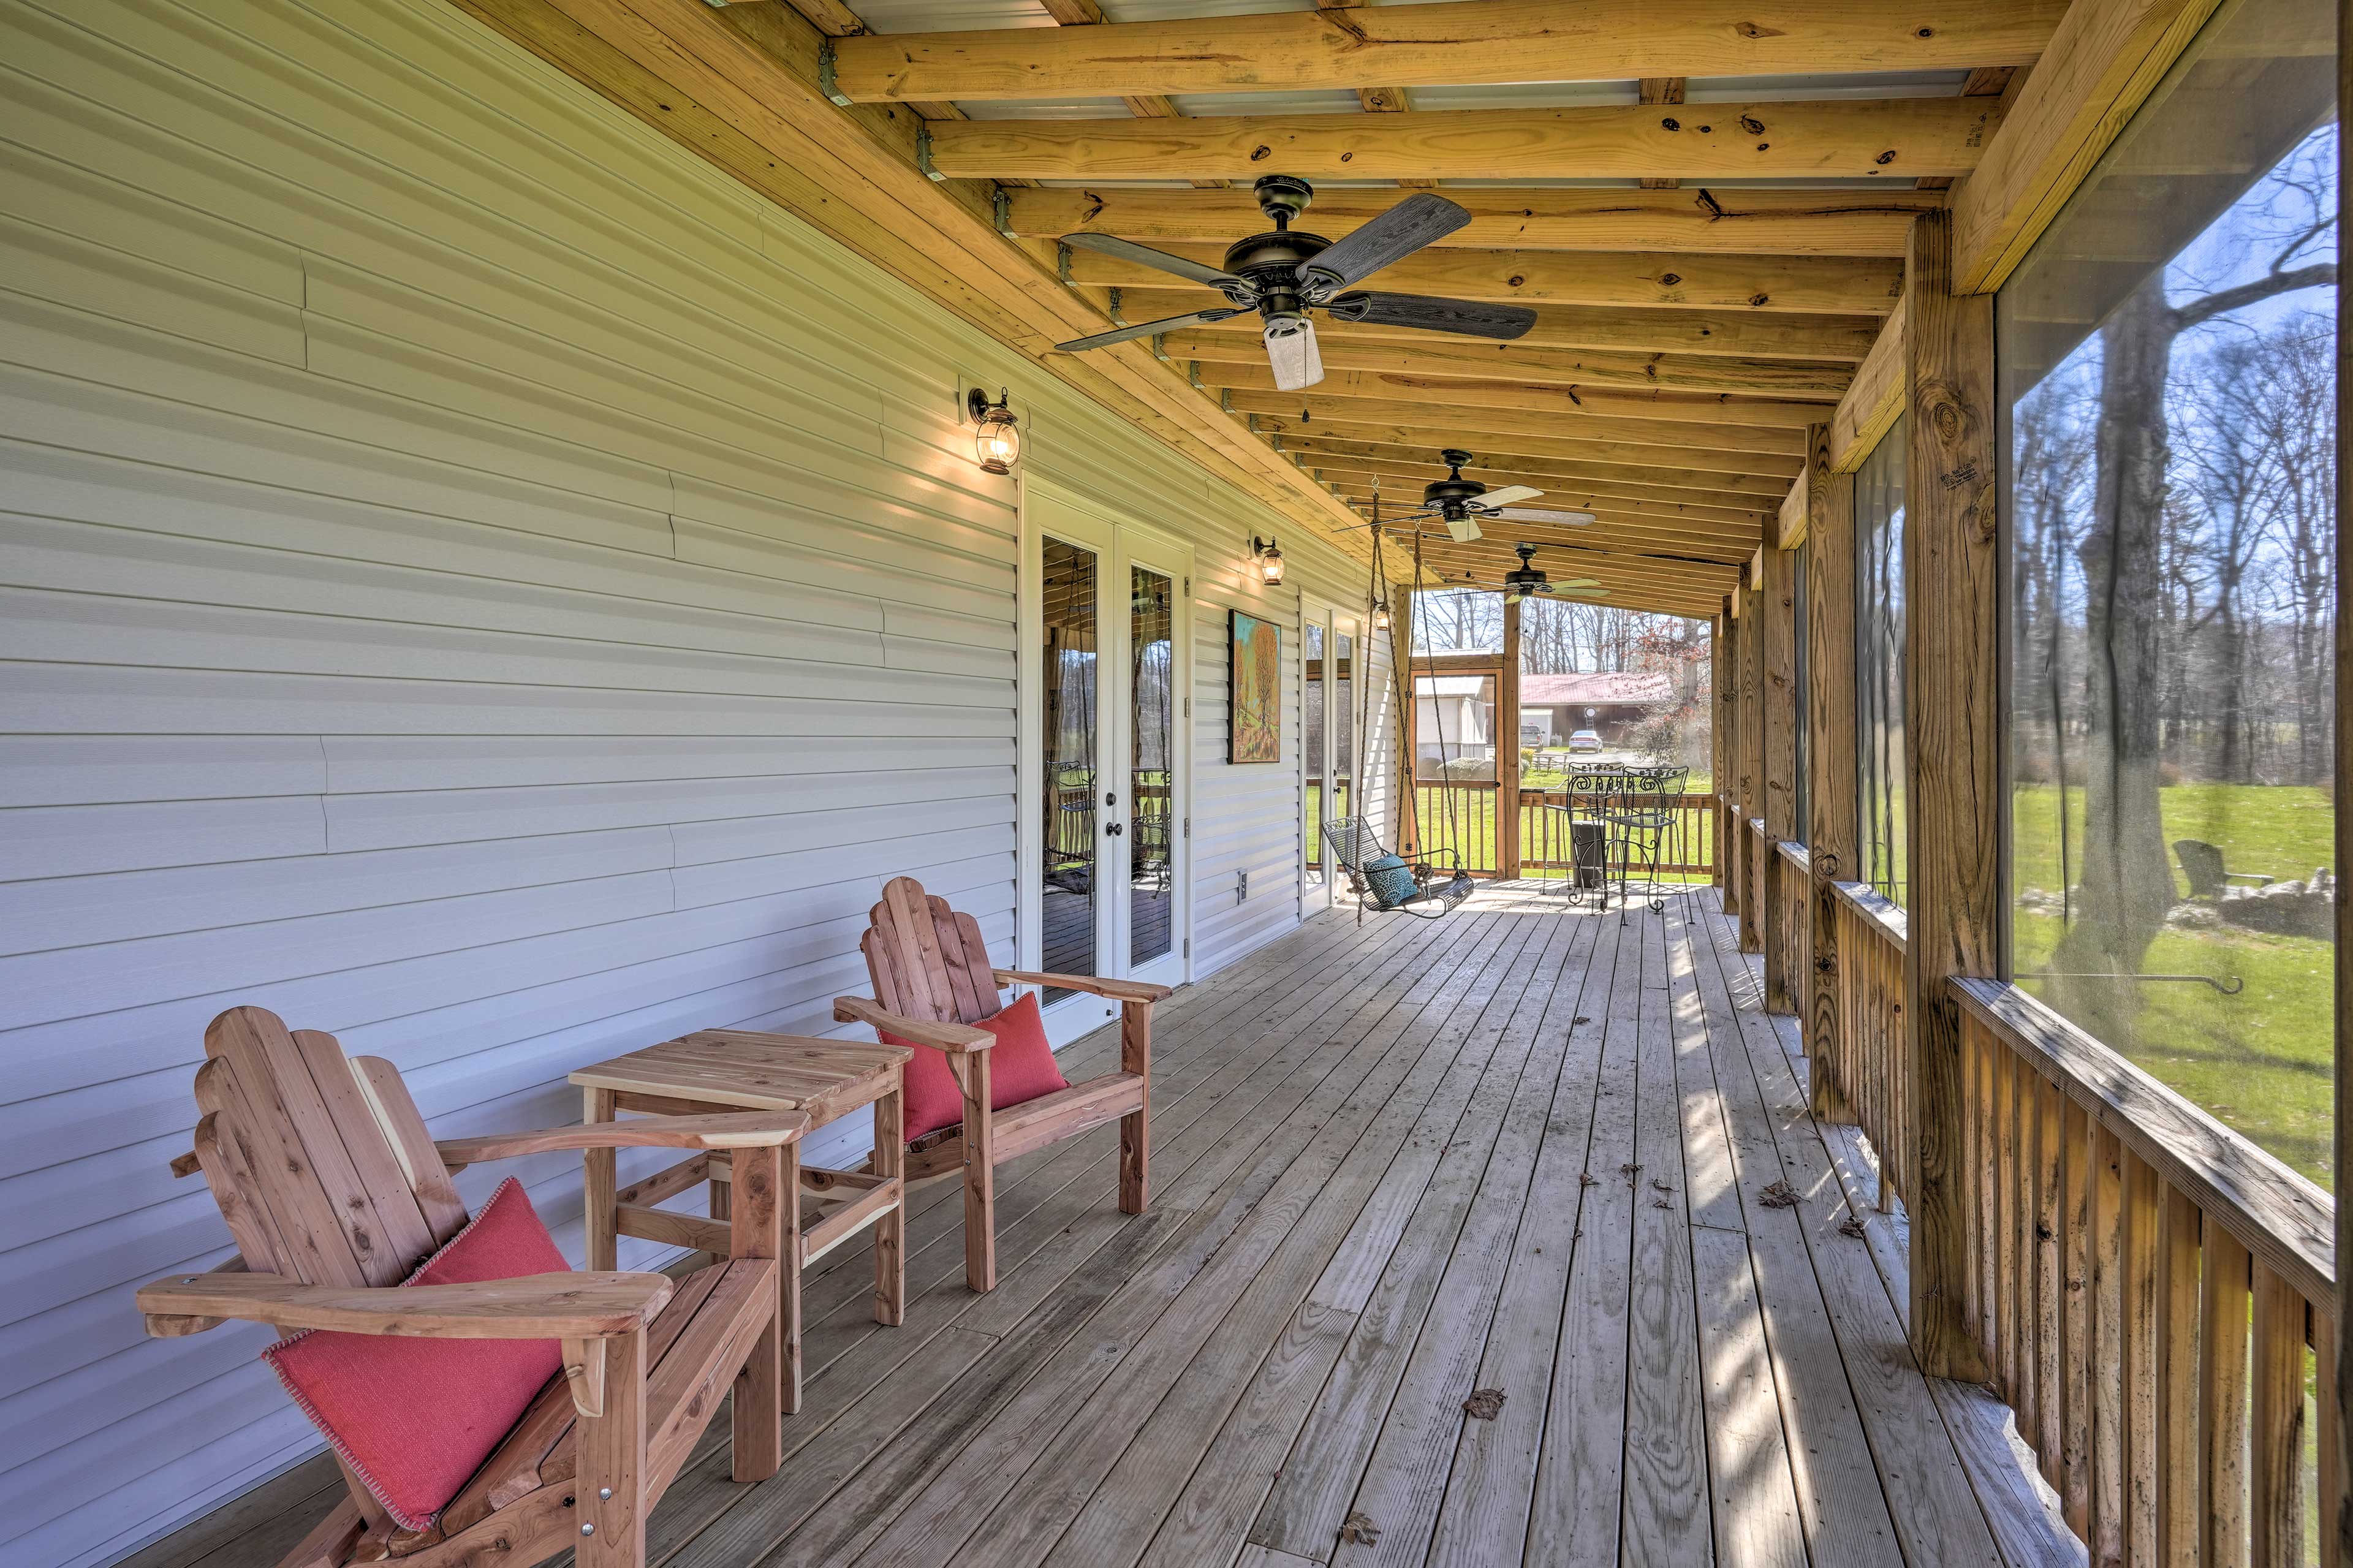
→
(1564, 764, 1690, 918)
(1323, 817, 1473, 920)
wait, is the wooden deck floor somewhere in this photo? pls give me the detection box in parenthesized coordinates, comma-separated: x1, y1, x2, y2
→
(131, 887, 2082, 1568)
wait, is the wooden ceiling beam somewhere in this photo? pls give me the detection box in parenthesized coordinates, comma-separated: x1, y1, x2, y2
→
(828, 0, 2064, 102)
(1211, 369, 1825, 430)
(1233, 404, 1805, 477)
(925, 98, 2007, 183)
(1166, 329, 1851, 401)
(1108, 287, 1885, 362)
(1053, 241, 1903, 317)
(449, 0, 1373, 556)
(1276, 436, 1794, 499)
(1004, 186, 1946, 258)
(1390, 549, 1740, 605)
(1338, 495, 1764, 555)
(1306, 461, 1775, 527)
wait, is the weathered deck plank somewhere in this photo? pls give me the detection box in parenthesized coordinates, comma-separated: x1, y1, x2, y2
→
(127, 888, 2074, 1568)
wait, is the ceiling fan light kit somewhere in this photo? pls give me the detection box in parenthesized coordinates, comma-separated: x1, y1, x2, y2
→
(1051, 176, 1536, 390)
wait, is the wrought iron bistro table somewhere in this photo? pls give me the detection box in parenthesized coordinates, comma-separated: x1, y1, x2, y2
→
(572, 1030, 914, 1403)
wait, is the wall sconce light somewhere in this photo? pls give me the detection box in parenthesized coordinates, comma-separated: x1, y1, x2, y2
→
(968, 387, 1021, 475)
(1251, 534, 1286, 587)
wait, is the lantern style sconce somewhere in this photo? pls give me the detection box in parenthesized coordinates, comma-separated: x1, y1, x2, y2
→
(1372, 599, 1391, 632)
(1251, 534, 1286, 586)
(968, 387, 1021, 475)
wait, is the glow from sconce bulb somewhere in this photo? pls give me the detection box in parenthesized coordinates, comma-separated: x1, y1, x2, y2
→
(1262, 314, 1323, 392)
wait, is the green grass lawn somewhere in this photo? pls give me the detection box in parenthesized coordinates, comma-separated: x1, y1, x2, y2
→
(2012, 782, 2334, 899)
(2011, 782, 2336, 1187)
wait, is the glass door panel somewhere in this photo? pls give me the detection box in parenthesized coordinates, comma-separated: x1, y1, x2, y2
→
(1333, 624, 1357, 828)
(1129, 565, 1175, 968)
(1040, 536, 1099, 996)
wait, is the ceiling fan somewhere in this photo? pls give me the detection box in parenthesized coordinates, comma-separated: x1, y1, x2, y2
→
(1390, 450, 1598, 543)
(1051, 176, 1538, 391)
(1501, 542, 1606, 605)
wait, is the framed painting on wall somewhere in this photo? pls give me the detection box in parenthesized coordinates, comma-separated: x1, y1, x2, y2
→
(1229, 608, 1283, 763)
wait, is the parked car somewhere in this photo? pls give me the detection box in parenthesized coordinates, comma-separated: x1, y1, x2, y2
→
(1567, 729, 1603, 753)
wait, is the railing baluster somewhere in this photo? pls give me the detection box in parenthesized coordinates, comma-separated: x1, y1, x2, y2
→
(2124, 1148, 2161, 1564)
(2248, 1265, 2306, 1568)
(2063, 1096, 2094, 1539)
(2156, 1183, 2199, 1568)
(2036, 1075, 2066, 1493)
(2320, 1322, 2342, 1568)
(2202, 1224, 2253, 1568)
(2094, 1122, 2126, 1567)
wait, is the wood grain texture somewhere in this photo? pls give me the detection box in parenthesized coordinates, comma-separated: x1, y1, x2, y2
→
(1950, 0, 2228, 291)
(925, 98, 2009, 184)
(1900, 209, 1999, 1383)
(1805, 422, 1859, 1123)
(1008, 186, 1946, 257)
(1169, 330, 1855, 401)
(1760, 537, 1798, 1013)
(1828, 297, 1908, 472)
(833, 1, 2064, 101)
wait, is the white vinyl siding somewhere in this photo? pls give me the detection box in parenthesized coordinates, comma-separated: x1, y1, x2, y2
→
(0, 2, 1390, 1564)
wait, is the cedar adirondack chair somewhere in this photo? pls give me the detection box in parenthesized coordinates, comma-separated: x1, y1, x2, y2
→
(140, 1006, 809, 1568)
(832, 876, 1171, 1292)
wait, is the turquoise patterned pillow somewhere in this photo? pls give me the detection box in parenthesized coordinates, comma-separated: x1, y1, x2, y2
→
(1362, 853, 1419, 909)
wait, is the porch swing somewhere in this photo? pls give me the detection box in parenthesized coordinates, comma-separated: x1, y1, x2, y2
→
(1324, 502, 1474, 920)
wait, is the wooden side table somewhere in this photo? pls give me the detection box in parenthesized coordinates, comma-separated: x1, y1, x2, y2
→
(570, 1030, 912, 1411)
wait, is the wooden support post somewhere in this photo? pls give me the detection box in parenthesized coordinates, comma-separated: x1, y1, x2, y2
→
(1805, 419, 1860, 1123)
(583, 1086, 616, 1272)
(1760, 537, 1799, 1012)
(872, 1083, 905, 1326)
(1710, 612, 1727, 890)
(1740, 567, 1766, 954)
(1720, 602, 1742, 918)
(1901, 208, 1998, 1382)
(1498, 593, 1522, 880)
(576, 1325, 646, 1568)
(1395, 587, 1420, 858)
(958, 1050, 996, 1292)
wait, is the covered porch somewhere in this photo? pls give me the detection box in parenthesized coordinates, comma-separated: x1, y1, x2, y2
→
(121, 887, 2072, 1568)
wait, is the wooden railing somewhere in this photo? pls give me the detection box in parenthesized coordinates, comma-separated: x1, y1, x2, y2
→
(1771, 839, 1809, 1013)
(1743, 853, 2341, 1564)
(1952, 981, 2337, 1567)
(1516, 789, 1715, 880)
(1823, 879, 1909, 1211)
(1409, 780, 1499, 876)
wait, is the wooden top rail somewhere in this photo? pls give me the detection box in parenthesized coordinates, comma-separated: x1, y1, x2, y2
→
(1829, 878, 1908, 948)
(1775, 840, 1810, 875)
(1952, 976, 2336, 1319)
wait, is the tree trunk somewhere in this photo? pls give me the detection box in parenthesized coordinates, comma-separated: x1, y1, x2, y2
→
(2052, 276, 2180, 1039)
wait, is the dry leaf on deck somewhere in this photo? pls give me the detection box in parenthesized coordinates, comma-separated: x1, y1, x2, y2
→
(1759, 1180, 1799, 1208)
(1463, 1387, 1506, 1420)
(1340, 1510, 1382, 1545)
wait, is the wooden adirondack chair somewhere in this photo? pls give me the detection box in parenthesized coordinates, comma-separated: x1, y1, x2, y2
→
(832, 876, 1171, 1292)
(140, 1006, 809, 1568)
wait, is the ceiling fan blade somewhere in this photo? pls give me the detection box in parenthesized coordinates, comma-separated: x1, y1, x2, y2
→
(1298, 193, 1469, 299)
(1553, 577, 1603, 589)
(1494, 506, 1596, 527)
(1324, 292, 1537, 340)
(1444, 513, 1483, 544)
(1060, 233, 1252, 293)
(1479, 484, 1544, 508)
(1264, 314, 1324, 391)
(1055, 306, 1245, 354)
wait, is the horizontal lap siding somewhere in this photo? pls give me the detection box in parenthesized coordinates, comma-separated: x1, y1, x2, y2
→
(0, 2, 1385, 1564)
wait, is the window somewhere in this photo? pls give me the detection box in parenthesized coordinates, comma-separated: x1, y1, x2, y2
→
(2001, 0, 2336, 1183)
(1855, 424, 1908, 901)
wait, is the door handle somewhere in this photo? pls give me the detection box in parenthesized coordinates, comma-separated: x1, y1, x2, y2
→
(1107, 823, 1124, 836)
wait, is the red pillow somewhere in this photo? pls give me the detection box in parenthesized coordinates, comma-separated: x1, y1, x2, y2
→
(263, 1177, 570, 1530)
(884, 991, 1069, 1142)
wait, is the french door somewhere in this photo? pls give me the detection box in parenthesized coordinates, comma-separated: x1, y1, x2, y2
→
(1301, 605, 1361, 911)
(1023, 490, 1191, 1043)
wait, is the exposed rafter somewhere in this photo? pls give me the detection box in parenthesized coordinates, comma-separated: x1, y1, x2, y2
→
(926, 98, 2006, 183)
(1005, 186, 1946, 259)
(826, 0, 2064, 102)
(1051, 242, 1904, 317)
(1163, 330, 1854, 401)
